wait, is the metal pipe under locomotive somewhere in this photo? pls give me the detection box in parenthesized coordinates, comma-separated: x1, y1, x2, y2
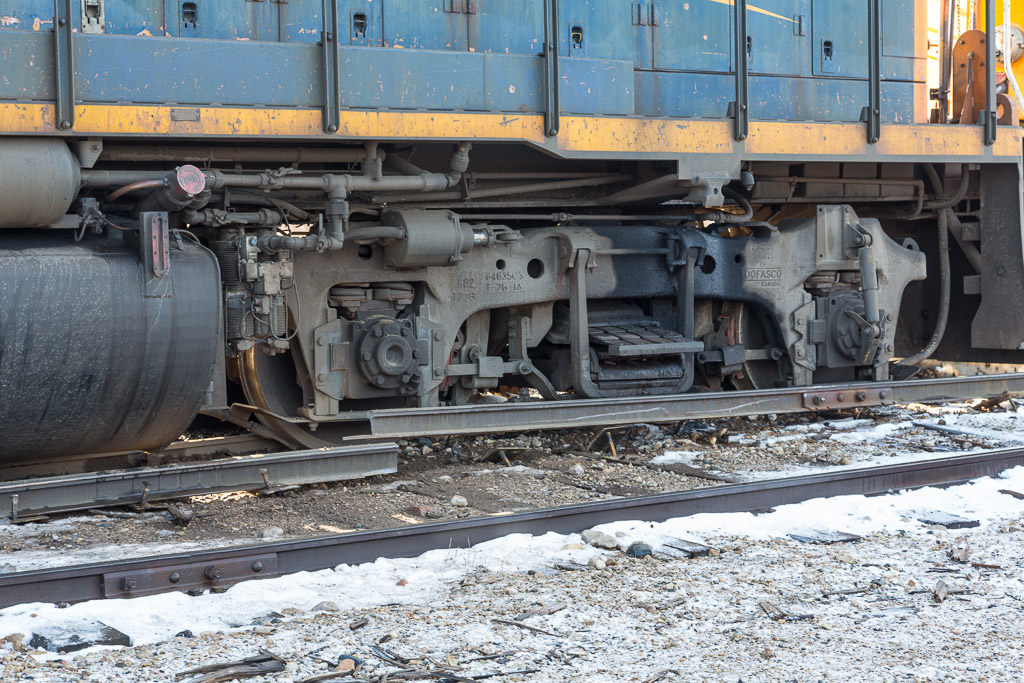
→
(1, 0, 1023, 459)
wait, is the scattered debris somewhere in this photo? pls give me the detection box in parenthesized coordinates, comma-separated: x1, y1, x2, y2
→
(166, 504, 195, 527)
(788, 530, 862, 545)
(450, 495, 469, 508)
(298, 673, 354, 683)
(949, 536, 971, 563)
(587, 557, 606, 570)
(336, 655, 363, 673)
(822, 587, 870, 597)
(581, 528, 619, 549)
(2, 633, 25, 651)
(89, 509, 139, 520)
(759, 601, 814, 622)
(349, 617, 369, 630)
(311, 601, 338, 612)
(859, 606, 919, 619)
(999, 489, 1024, 500)
(262, 526, 285, 539)
(971, 561, 1002, 570)
(606, 432, 619, 458)
(28, 622, 131, 653)
(974, 392, 1019, 412)
(476, 447, 526, 465)
(177, 650, 286, 683)
(460, 651, 517, 664)
(369, 645, 411, 666)
(626, 542, 653, 558)
(662, 538, 713, 558)
(933, 579, 950, 603)
(910, 511, 980, 530)
(404, 504, 445, 519)
(492, 618, 560, 637)
(554, 449, 737, 483)
(514, 601, 566, 621)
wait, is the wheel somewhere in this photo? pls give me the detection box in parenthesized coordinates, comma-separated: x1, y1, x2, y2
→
(719, 301, 788, 390)
(238, 345, 373, 449)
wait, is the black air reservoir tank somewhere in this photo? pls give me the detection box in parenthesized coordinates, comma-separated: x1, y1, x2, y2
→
(0, 232, 222, 460)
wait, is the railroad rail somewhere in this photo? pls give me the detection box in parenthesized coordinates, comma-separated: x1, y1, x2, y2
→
(359, 372, 1024, 439)
(2, 447, 1022, 610)
(0, 443, 398, 522)
(2, 372, 1019, 523)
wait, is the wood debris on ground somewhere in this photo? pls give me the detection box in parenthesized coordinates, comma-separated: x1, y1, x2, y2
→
(177, 649, 286, 683)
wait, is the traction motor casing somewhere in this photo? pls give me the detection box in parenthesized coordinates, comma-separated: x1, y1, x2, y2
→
(0, 232, 222, 459)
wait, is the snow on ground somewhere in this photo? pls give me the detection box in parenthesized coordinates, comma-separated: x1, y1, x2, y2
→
(693, 401, 1024, 481)
(3, 465, 1024, 682)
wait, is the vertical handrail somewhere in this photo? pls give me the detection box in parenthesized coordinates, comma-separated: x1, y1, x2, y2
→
(543, 0, 560, 137)
(53, 0, 74, 130)
(321, 0, 341, 134)
(732, 0, 748, 141)
(864, 0, 881, 143)
(983, 0, 997, 145)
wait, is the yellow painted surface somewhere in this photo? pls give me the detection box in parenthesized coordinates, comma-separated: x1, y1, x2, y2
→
(558, 116, 735, 155)
(0, 101, 1019, 160)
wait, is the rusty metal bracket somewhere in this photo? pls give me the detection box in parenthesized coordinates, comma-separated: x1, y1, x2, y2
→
(103, 554, 279, 599)
(802, 387, 893, 410)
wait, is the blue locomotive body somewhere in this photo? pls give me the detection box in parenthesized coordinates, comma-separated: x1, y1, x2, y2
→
(0, 1, 924, 127)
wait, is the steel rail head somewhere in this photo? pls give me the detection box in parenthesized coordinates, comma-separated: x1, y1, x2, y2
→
(2, 447, 1024, 609)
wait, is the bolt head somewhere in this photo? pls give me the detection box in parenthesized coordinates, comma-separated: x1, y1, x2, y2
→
(251, 561, 263, 573)
(317, 373, 327, 382)
(317, 337, 326, 346)
(855, 391, 868, 402)
(168, 572, 180, 584)
(836, 393, 845, 402)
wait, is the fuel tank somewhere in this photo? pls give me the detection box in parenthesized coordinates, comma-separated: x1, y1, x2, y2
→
(0, 232, 222, 459)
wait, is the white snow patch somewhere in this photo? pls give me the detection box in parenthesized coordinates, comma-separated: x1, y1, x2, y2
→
(5, 466, 1024, 659)
(649, 450, 701, 465)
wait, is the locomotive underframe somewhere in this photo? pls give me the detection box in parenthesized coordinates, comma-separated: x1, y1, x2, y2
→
(3, 129, 1021, 456)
